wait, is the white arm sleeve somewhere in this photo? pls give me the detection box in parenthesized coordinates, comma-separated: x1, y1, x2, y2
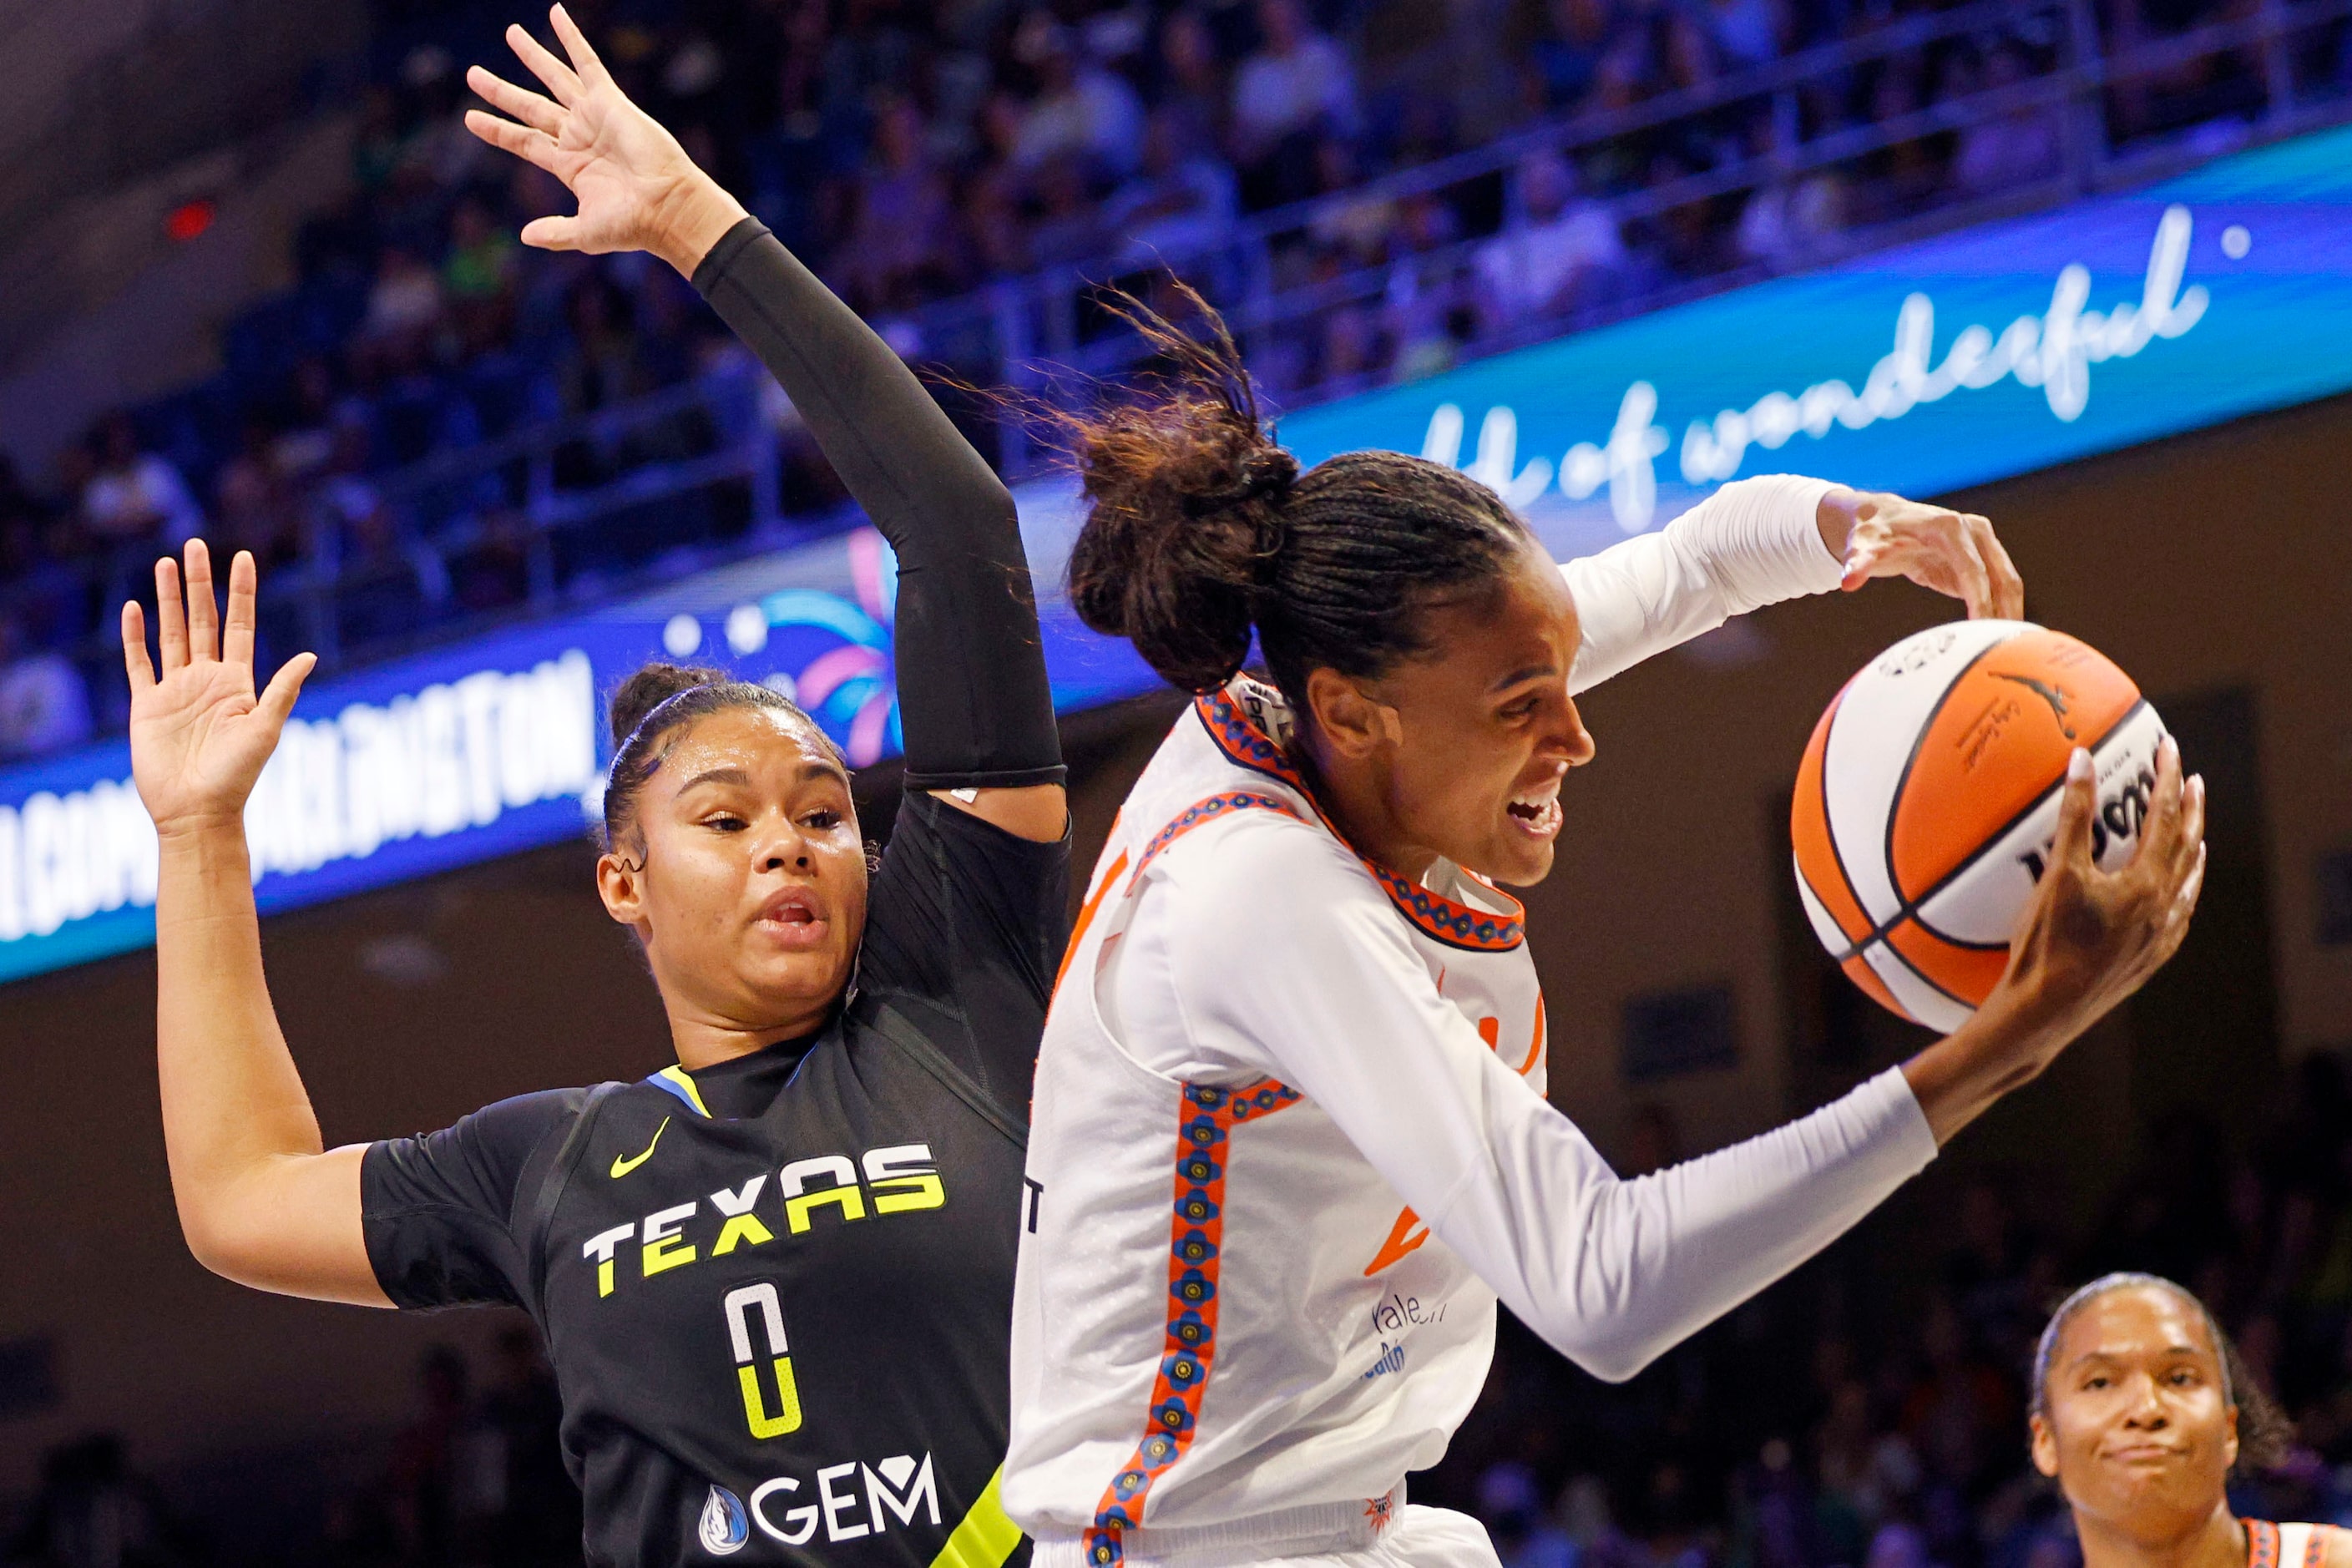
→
(1565, 473, 1846, 694)
(1141, 818, 1939, 1383)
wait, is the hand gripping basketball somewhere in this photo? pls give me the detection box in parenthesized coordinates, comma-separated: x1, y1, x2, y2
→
(1899, 732, 2206, 1143)
(1995, 734, 2207, 1044)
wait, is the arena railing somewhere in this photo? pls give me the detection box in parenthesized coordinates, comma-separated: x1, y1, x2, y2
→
(18, 0, 2352, 717)
(963, 0, 2352, 474)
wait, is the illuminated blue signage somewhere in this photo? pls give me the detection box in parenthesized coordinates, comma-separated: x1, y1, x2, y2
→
(1277, 122, 2352, 561)
(4, 122, 2350, 984)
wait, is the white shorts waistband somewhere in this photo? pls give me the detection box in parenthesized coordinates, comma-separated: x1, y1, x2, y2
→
(1030, 1485, 1408, 1568)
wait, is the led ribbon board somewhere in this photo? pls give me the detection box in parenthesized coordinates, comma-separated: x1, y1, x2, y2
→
(3, 124, 2349, 984)
(1268, 122, 2352, 561)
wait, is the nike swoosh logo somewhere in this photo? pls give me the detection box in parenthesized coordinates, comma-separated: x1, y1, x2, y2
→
(610, 1116, 670, 1179)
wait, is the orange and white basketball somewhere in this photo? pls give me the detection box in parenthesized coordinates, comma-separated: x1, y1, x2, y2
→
(1792, 620, 2168, 1033)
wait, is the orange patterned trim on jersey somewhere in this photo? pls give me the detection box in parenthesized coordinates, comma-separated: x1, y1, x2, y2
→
(2248, 1520, 2281, 1568)
(1127, 791, 1305, 894)
(1191, 689, 1526, 953)
(1080, 1079, 1304, 1567)
(2242, 1520, 2339, 1568)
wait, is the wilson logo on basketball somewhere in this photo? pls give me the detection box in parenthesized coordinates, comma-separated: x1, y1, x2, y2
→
(2017, 764, 2159, 883)
(1793, 620, 2170, 1034)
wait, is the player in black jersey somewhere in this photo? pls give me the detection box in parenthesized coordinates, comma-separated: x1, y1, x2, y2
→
(124, 11, 1067, 1565)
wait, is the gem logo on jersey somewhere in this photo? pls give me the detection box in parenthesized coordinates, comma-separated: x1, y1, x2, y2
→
(701, 1485, 751, 1555)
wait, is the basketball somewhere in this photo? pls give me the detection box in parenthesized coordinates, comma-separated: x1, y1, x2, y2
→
(1791, 621, 2170, 1034)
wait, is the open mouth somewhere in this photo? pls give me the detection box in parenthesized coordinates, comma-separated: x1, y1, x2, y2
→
(756, 888, 830, 948)
(1506, 785, 1565, 841)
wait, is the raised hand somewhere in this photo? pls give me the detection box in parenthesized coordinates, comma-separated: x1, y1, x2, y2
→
(1823, 489, 2026, 620)
(463, 5, 746, 274)
(122, 541, 315, 837)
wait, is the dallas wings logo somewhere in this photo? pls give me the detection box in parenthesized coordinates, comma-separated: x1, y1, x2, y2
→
(701, 1485, 751, 1555)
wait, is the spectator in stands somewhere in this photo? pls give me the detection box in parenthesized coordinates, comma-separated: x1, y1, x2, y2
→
(1308, 137, 1400, 267)
(1106, 105, 1242, 268)
(1027, 154, 1109, 269)
(271, 357, 346, 485)
(1735, 117, 1850, 270)
(214, 418, 301, 573)
(5, 1434, 190, 1568)
(963, 163, 1035, 277)
(0, 453, 55, 573)
(1952, 44, 2066, 195)
(1525, 0, 1620, 114)
(80, 414, 204, 562)
(359, 246, 448, 368)
(843, 95, 959, 309)
(311, 417, 388, 567)
(470, 1326, 581, 1568)
(1705, 0, 1788, 73)
(1153, 8, 1232, 154)
(1232, 0, 1362, 207)
(1317, 295, 1383, 387)
(1474, 149, 1631, 335)
(0, 607, 93, 761)
(1478, 1461, 1580, 1568)
(556, 274, 651, 417)
(383, 1345, 469, 1568)
(443, 195, 521, 354)
(1662, 8, 1724, 96)
(1009, 13, 1146, 182)
(1383, 191, 1471, 380)
(1863, 63, 1945, 220)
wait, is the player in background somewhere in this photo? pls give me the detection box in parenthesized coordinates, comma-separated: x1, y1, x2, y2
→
(1004, 310, 2208, 1568)
(2031, 1274, 2349, 1568)
(125, 10, 1069, 1563)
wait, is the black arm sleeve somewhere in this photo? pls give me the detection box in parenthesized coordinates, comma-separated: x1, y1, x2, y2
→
(360, 1088, 588, 1310)
(691, 219, 1065, 791)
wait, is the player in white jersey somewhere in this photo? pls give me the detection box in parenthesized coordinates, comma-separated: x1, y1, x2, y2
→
(1004, 303, 2208, 1568)
(2030, 1274, 2349, 1568)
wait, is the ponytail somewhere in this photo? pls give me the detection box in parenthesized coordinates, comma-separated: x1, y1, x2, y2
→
(1062, 287, 1529, 706)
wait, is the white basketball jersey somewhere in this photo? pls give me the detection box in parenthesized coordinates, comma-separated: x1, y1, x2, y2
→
(1006, 677, 1544, 1562)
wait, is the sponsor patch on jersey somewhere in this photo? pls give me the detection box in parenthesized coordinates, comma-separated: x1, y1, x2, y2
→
(701, 1485, 751, 1555)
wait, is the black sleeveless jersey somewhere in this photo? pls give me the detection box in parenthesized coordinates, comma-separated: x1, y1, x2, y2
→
(362, 793, 1066, 1568)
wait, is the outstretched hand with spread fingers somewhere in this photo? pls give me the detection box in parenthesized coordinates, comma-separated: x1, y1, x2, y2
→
(463, 5, 746, 273)
(122, 541, 315, 837)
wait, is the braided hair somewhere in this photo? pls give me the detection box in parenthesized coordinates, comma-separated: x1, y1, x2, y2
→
(599, 663, 847, 860)
(2030, 1272, 2294, 1475)
(1062, 287, 1530, 707)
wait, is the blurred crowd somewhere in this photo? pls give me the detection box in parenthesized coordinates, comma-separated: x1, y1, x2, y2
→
(1417, 1055, 2352, 1568)
(4, 1327, 579, 1568)
(4, 0, 2344, 762)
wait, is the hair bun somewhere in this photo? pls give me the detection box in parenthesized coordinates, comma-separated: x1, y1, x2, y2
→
(608, 662, 729, 746)
(1060, 287, 1302, 694)
(1182, 446, 1298, 517)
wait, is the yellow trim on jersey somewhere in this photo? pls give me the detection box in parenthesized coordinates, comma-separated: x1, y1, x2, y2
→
(930, 1466, 1022, 1568)
(656, 1065, 712, 1118)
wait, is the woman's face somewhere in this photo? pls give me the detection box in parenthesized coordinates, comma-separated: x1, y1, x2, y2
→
(2031, 1285, 2239, 1544)
(1323, 541, 1596, 888)
(598, 706, 868, 1039)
